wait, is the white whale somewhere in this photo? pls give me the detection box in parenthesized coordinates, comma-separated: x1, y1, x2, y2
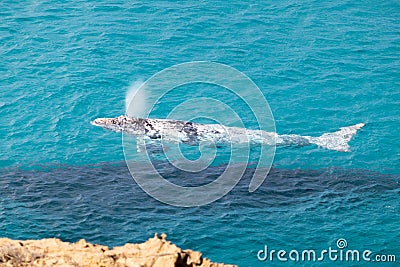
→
(91, 115, 365, 152)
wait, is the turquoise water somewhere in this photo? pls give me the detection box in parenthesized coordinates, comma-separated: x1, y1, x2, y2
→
(1, 1, 399, 266)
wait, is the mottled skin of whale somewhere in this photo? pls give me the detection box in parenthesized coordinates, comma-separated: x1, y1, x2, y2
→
(91, 115, 365, 152)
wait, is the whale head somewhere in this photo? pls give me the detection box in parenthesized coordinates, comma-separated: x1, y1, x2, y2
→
(91, 116, 128, 132)
(91, 115, 144, 134)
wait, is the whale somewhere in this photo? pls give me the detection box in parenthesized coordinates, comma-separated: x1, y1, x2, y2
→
(91, 115, 365, 152)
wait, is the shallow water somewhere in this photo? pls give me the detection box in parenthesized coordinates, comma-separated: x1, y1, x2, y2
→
(1, 0, 399, 266)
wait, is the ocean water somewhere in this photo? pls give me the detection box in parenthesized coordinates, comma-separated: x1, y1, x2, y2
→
(1, 1, 399, 266)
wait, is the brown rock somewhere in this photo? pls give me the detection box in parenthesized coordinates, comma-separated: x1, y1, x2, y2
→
(0, 234, 236, 267)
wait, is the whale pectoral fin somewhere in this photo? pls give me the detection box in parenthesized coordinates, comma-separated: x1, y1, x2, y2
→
(136, 137, 146, 153)
(136, 137, 171, 155)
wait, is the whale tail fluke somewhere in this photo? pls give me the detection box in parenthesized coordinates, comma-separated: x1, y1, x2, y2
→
(311, 123, 365, 152)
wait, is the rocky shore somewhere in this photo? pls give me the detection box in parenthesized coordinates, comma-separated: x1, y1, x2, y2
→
(0, 233, 236, 267)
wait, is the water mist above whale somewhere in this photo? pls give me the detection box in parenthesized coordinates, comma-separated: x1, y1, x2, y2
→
(91, 116, 365, 152)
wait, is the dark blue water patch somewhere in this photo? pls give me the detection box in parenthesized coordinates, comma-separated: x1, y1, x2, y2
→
(0, 163, 398, 233)
(1, 163, 399, 266)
